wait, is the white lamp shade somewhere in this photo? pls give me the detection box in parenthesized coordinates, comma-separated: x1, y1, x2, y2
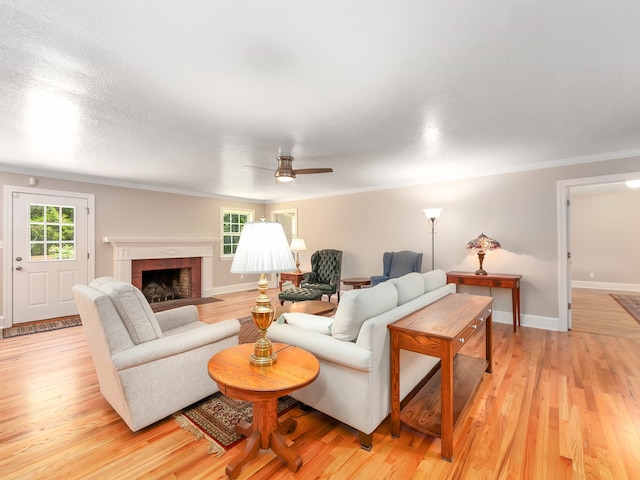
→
(230, 222, 296, 274)
(423, 208, 443, 220)
(289, 238, 307, 252)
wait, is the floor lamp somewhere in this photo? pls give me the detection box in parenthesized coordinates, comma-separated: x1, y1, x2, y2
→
(423, 208, 443, 270)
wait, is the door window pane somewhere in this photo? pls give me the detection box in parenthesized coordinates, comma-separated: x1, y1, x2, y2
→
(30, 203, 76, 261)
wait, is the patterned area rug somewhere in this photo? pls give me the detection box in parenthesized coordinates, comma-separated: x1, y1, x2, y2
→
(174, 393, 299, 456)
(610, 294, 640, 324)
(1, 316, 82, 338)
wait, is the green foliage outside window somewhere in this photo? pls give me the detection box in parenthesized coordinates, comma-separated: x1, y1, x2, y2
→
(30, 204, 76, 261)
(222, 211, 250, 255)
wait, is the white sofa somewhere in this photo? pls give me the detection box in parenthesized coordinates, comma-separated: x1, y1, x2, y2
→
(72, 277, 241, 431)
(268, 269, 455, 449)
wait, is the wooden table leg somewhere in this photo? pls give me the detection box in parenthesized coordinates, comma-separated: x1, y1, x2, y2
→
(390, 332, 401, 437)
(226, 398, 302, 478)
(440, 342, 454, 462)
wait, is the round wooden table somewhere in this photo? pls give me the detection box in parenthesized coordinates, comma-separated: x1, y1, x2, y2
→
(208, 343, 319, 479)
(342, 277, 371, 289)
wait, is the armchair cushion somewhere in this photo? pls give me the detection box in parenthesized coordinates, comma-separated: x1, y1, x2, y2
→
(90, 277, 162, 344)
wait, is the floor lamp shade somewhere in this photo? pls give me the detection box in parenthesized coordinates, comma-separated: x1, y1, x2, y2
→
(230, 221, 295, 366)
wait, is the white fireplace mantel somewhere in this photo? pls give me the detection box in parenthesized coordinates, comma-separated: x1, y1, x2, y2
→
(103, 237, 221, 297)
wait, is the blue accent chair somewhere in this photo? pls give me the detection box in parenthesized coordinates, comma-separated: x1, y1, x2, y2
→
(370, 250, 423, 287)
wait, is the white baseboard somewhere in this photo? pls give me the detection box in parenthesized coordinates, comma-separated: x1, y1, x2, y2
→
(491, 309, 562, 332)
(571, 280, 640, 292)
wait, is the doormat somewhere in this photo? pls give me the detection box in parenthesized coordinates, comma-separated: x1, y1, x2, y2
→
(149, 296, 222, 313)
(174, 392, 299, 456)
(2, 316, 82, 338)
(610, 294, 640, 324)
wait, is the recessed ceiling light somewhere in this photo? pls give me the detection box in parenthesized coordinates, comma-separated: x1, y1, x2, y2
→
(625, 179, 640, 189)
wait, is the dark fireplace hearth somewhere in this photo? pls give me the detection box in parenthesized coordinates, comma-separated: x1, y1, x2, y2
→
(142, 268, 190, 303)
(131, 257, 202, 303)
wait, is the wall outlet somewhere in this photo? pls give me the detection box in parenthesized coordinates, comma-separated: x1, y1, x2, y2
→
(589, 272, 595, 278)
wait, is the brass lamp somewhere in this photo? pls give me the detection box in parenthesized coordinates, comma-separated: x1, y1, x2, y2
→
(230, 221, 296, 366)
(289, 238, 307, 273)
(466, 233, 501, 275)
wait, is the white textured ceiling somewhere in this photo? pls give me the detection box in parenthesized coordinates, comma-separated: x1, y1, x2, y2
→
(1, 1, 640, 202)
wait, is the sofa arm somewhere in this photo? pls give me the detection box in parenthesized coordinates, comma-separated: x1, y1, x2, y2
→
(111, 318, 240, 370)
(269, 323, 372, 371)
(154, 305, 200, 331)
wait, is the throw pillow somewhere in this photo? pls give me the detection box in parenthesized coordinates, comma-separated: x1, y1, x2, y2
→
(283, 312, 333, 335)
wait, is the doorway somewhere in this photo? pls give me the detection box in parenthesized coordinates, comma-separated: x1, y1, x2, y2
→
(3, 186, 95, 327)
(557, 172, 640, 333)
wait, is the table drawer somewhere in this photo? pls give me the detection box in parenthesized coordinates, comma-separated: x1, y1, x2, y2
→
(454, 309, 490, 352)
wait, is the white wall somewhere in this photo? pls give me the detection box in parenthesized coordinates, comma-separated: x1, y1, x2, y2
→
(2, 155, 639, 330)
(570, 188, 640, 289)
(270, 156, 640, 331)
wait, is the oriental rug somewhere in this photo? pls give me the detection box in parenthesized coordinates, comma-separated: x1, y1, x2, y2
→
(1, 316, 82, 338)
(174, 393, 299, 456)
(610, 294, 640, 325)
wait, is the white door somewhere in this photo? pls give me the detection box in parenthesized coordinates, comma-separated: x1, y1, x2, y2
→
(12, 192, 90, 323)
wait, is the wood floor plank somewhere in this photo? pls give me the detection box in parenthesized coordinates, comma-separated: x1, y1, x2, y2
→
(1, 288, 640, 479)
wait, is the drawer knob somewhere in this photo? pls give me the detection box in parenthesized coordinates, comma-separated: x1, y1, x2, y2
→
(471, 324, 477, 329)
(478, 317, 484, 322)
(459, 338, 465, 344)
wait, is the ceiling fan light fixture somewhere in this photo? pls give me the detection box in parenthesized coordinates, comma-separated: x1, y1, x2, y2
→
(275, 171, 295, 182)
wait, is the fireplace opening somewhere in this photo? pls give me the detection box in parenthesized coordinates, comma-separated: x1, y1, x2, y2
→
(142, 268, 191, 303)
(131, 257, 202, 303)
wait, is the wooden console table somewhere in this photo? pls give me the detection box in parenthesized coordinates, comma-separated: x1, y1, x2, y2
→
(208, 343, 319, 478)
(388, 293, 493, 461)
(278, 271, 304, 291)
(446, 271, 521, 332)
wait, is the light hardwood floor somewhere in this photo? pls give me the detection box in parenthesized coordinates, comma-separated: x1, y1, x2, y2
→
(1, 289, 640, 479)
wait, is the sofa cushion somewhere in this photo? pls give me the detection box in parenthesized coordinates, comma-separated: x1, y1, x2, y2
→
(90, 277, 163, 344)
(392, 272, 426, 305)
(282, 312, 333, 335)
(423, 269, 447, 292)
(331, 281, 398, 341)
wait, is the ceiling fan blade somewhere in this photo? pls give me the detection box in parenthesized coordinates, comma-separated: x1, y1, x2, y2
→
(244, 165, 273, 172)
(293, 168, 334, 175)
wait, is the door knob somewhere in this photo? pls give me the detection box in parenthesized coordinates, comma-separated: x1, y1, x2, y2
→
(15, 266, 22, 271)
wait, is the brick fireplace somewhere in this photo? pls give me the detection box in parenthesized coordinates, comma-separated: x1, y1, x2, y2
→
(132, 257, 201, 302)
(103, 238, 219, 298)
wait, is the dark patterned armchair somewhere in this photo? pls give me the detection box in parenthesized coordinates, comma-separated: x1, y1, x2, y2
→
(301, 249, 343, 302)
(370, 250, 423, 286)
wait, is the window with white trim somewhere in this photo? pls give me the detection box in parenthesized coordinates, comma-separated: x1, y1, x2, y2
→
(221, 209, 253, 257)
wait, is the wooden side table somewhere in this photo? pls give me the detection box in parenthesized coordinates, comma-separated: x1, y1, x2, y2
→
(446, 271, 522, 332)
(279, 271, 304, 291)
(341, 277, 371, 289)
(208, 343, 319, 479)
(388, 293, 493, 461)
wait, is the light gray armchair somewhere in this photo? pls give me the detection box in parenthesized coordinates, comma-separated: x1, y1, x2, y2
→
(370, 250, 423, 286)
(72, 277, 240, 431)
